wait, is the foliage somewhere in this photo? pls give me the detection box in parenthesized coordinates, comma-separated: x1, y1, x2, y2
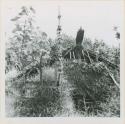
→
(49, 34, 75, 65)
(61, 34, 75, 49)
(6, 67, 61, 117)
(13, 86, 60, 117)
(63, 60, 119, 116)
(5, 6, 120, 117)
(6, 6, 51, 72)
(82, 38, 93, 50)
(49, 44, 60, 65)
(82, 38, 120, 66)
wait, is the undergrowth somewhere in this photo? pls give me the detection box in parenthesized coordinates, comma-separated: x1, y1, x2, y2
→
(63, 61, 120, 117)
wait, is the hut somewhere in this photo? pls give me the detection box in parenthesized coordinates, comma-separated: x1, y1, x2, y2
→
(61, 28, 119, 110)
(62, 28, 118, 69)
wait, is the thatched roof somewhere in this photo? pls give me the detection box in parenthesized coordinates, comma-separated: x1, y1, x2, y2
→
(62, 45, 119, 70)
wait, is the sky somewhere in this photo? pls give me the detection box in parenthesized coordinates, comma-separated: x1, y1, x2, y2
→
(4, 0, 124, 47)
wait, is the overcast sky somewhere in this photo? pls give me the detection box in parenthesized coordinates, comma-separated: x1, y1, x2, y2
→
(4, 0, 124, 47)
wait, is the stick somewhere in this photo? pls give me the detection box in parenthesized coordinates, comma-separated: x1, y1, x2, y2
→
(105, 66, 120, 89)
(73, 51, 75, 59)
(70, 52, 72, 59)
(82, 50, 85, 61)
(108, 72, 120, 89)
(86, 50, 92, 63)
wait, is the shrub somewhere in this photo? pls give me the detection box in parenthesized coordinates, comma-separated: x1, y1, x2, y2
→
(63, 61, 120, 116)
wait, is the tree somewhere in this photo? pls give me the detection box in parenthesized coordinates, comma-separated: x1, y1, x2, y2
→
(113, 26, 120, 40)
(9, 6, 37, 69)
(6, 6, 52, 85)
(61, 33, 75, 49)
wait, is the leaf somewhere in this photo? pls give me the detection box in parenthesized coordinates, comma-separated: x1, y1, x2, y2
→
(30, 6, 36, 13)
(11, 16, 20, 21)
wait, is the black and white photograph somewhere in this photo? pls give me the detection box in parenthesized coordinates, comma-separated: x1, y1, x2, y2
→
(3, 0, 123, 118)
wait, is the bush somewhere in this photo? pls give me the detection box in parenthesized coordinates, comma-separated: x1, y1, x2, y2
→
(14, 87, 61, 117)
(63, 61, 120, 116)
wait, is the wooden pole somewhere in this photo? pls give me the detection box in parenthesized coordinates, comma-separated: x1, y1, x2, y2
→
(108, 72, 120, 89)
(105, 66, 120, 89)
(70, 51, 72, 59)
(86, 50, 92, 63)
(73, 51, 75, 59)
(82, 50, 85, 61)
